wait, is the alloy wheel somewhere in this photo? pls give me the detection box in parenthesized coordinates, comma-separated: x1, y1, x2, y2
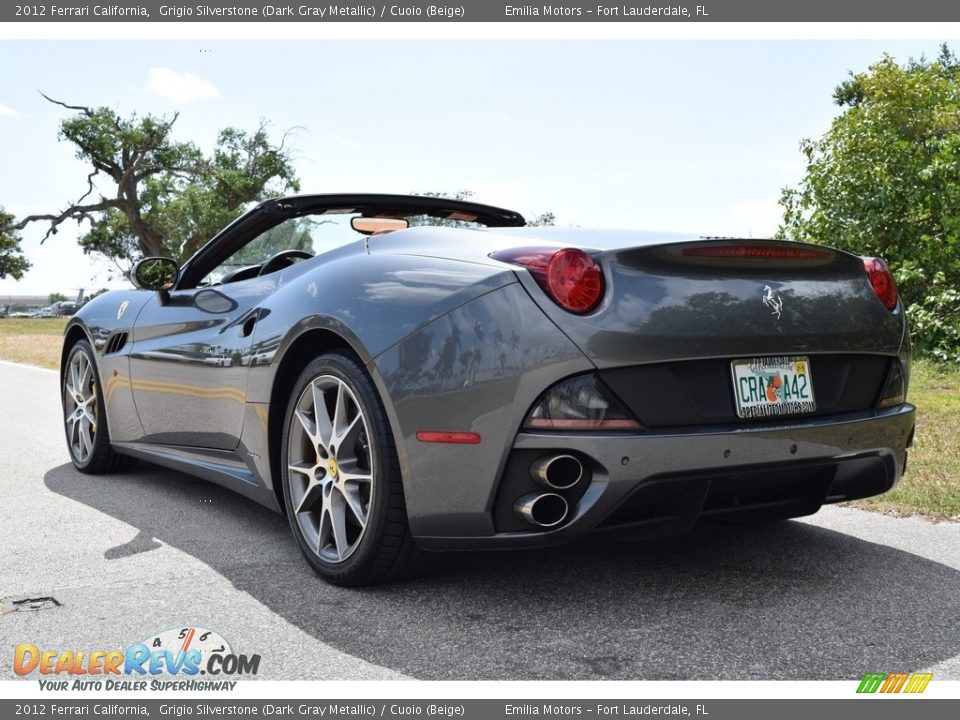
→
(64, 348, 98, 464)
(286, 374, 373, 564)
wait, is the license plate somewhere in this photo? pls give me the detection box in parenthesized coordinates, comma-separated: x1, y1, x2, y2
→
(731, 356, 816, 418)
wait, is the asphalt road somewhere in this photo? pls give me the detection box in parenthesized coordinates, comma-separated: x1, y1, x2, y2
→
(1, 360, 959, 681)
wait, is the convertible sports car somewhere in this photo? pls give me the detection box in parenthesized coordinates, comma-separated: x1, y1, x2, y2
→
(61, 193, 915, 585)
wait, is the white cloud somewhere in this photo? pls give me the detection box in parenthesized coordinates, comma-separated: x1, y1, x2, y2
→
(145, 67, 220, 104)
(0, 103, 19, 117)
(330, 134, 364, 151)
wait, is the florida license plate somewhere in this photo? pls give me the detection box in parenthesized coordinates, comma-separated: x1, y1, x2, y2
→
(731, 356, 816, 418)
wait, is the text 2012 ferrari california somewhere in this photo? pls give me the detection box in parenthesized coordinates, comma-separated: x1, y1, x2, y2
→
(61, 194, 915, 585)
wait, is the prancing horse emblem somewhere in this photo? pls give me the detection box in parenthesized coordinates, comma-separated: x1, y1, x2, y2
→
(117, 300, 129, 320)
(762, 285, 783, 319)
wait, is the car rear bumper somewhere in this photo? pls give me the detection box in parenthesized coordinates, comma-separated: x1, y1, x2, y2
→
(413, 403, 915, 550)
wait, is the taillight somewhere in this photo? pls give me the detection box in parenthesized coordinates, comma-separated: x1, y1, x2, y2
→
(490, 247, 605, 313)
(863, 257, 899, 310)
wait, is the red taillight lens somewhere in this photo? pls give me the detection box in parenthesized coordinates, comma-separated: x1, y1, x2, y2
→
(863, 257, 899, 310)
(490, 247, 605, 313)
(546, 249, 604, 313)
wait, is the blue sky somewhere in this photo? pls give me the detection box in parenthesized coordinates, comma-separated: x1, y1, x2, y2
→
(0, 39, 955, 294)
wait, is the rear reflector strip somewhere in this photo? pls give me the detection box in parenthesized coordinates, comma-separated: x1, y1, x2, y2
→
(416, 431, 482, 444)
(681, 246, 831, 259)
(525, 419, 641, 430)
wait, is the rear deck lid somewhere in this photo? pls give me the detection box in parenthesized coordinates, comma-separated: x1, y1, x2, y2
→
(500, 236, 905, 368)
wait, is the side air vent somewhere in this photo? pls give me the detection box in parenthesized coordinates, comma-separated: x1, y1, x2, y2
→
(104, 332, 129, 355)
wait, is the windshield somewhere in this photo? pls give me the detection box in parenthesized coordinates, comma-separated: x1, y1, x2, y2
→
(199, 210, 496, 286)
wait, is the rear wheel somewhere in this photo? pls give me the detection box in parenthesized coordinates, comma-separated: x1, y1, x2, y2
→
(62, 340, 134, 473)
(280, 352, 427, 586)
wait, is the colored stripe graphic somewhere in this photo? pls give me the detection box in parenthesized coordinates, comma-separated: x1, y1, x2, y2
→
(904, 673, 933, 694)
(857, 672, 932, 694)
(857, 673, 886, 693)
(881, 673, 908, 693)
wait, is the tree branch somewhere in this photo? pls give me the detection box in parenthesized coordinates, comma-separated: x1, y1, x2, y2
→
(39, 91, 94, 116)
(76, 169, 100, 205)
(276, 124, 306, 154)
(0, 199, 121, 243)
(118, 112, 180, 191)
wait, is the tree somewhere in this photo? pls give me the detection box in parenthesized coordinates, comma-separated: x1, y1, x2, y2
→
(779, 45, 960, 361)
(229, 216, 318, 266)
(526, 211, 556, 227)
(48, 292, 67, 304)
(409, 190, 556, 228)
(0, 96, 300, 270)
(0, 208, 29, 280)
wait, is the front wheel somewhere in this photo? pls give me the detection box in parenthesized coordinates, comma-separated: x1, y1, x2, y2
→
(62, 340, 134, 473)
(280, 352, 427, 586)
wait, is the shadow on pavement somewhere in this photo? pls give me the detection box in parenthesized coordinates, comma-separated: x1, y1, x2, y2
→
(45, 461, 960, 680)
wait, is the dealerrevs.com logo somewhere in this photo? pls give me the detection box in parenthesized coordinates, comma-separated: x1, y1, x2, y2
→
(14, 626, 260, 691)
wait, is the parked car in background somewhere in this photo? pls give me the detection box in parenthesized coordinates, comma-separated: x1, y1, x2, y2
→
(51, 301, 79, 317)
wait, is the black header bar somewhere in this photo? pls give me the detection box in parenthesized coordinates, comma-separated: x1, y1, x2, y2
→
(4, 0, 960, 23)
(1, 700, 959, 720)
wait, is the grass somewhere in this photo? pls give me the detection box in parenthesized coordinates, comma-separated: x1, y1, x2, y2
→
(0, 317, 957, 519)
(0, 317, 67, 369)
(853, 359, 960, 520)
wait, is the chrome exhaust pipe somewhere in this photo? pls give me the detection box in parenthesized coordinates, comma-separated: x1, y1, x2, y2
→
(514, 493, 569, 528)
(530, 454, 584, 491)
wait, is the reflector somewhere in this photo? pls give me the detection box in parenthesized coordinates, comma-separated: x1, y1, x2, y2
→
(523, 374, 640, 431)
(415, 431, 482, 444)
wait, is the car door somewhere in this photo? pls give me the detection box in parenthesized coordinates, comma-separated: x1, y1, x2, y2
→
(128, 275, 276, 450)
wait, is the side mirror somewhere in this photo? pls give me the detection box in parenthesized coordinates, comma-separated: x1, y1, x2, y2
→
(131, 257, 180, 305)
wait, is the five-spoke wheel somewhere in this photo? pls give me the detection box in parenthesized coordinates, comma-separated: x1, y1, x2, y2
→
(280, 352, 426, 586)
(62, 340, 133, 474)
(287, 374, 373, 563)
(64, 344, 99, 465)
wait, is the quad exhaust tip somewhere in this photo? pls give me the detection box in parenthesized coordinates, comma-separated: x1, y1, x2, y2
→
(514, 493, 569, 528)
(530, 454, 584, 490)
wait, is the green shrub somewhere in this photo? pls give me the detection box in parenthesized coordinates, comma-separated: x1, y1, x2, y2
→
(900, 267, 960, 364)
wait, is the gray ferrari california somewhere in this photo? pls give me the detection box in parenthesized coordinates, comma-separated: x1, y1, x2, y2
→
(61, 193, 915, 585)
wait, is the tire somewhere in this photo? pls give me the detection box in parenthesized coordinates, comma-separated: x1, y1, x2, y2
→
(280, 352, 428, 586)
(62, 339, 135, 474)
